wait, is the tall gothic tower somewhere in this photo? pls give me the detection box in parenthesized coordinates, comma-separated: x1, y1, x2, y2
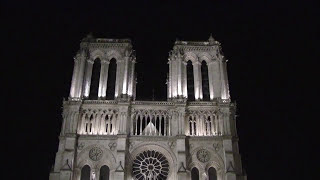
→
(50, 35, 246, 180)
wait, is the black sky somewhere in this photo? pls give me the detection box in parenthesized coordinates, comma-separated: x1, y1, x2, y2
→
(2, 0, 319, 179)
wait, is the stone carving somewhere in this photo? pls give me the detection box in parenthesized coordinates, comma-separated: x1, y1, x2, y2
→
(213, 143, 220, 151)
(108, 142, 117, 151)
(189, 144, 194, 150)
(168, 141, 176, 149)
(89, 147, 103, 161)
(78, 142, 85, 150)
(129, 141, 135, 150)
(197, 149, 210, 163)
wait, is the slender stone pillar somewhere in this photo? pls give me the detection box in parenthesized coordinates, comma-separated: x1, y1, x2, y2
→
(182, 61, 188, 98)
(98, 59, 109, 99)
(193, 61, 203, 100)
(122, 57, 129, 95)
(115, 59, 123, 98)
(128, 60, 135, 97)
(69, 58, 79, 98)
(83, 59, 94, 98)
(177, 59, 182, 96)
(172, 59, 178, 98)
(76, 54, 86, 98)
(220, 59, 230, 99)
(211, 60, 221, 99)
(168, 60, 172, 98)
(208, 61, 215, 100)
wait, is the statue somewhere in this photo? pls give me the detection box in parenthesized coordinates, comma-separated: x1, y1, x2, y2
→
(91, 171, 96, 180)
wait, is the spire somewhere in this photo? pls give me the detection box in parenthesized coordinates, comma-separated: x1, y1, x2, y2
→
(82, 32, 95, 42)
(208, 33, 215, 44)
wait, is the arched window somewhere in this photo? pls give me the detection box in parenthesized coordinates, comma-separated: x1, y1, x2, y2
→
(80, 165, 91, 180)
(99, 165, 110, 180)
(208, 167, 217, 180)
(106, 58, 117, 100)
(89, 58, 101, 99)
(85, 114, 93, 133)
(201, 61, 210, 101)
(191, 167, 200, 180)
(187, 60, 195, 101)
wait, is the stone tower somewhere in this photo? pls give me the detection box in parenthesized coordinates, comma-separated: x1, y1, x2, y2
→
(49, 35, 246, 180)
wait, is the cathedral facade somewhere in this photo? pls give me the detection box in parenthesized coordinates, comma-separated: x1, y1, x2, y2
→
(49, 35, 246, 180)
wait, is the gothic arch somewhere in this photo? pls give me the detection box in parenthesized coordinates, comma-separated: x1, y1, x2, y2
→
(198, 52, 213, 64)
(106, 49, 121, 61)
(189, 146, 225, 180)
(77, 144, 117, 170)
(183, 52, 198, 63)
(128, 143, 177, 180)
(90, 49, 106, 60)
(189, 146, 224, 168)
(189, 161, 204, 172)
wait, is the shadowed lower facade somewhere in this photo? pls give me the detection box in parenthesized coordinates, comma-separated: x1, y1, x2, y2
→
(49, 34, 247, 180)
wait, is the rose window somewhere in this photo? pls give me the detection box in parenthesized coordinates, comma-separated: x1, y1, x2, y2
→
(132, 150, 169, 180)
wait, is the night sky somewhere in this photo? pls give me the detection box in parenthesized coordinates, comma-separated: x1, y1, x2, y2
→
(2, 1, 318, 179)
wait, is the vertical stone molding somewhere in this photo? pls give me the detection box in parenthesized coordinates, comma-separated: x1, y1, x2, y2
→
(83, 58, 94, 98)
(193, 61, 202, 100)
(98, 59, 109, 99)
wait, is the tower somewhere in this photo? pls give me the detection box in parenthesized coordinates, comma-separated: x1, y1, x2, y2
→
(50, 35, 246, 180)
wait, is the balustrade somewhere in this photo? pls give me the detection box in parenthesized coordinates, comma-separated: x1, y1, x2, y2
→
(187, 110, 222, 136)
(131, 109, 170, 136)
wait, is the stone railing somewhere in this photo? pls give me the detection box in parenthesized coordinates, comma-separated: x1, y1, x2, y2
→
(130, 106, 172, 136)
(77, 107, 119, 135)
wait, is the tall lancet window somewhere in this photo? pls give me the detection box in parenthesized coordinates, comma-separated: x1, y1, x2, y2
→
(99, 165, 110, 180)
(208, 167, 218, 180)
(191, 167, 200, 180)
(187, 60, 195, 101)
(201, 61, 210, 101)
(106, 58, 117, 100)
(89, 58, 101, 99)
(80, 165, 90, 180)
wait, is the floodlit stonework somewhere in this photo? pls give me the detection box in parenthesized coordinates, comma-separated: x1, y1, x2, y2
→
(49, 34, 247, 180)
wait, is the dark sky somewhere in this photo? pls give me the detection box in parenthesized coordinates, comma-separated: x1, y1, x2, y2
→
(2, 0, 318, 179)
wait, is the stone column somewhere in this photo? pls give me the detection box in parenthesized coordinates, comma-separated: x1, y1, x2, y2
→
(168, 60, 172, 98)
(193, 61, 203, 100)
(83, 59, 94, 98)
(223, 139, 237, 180)
(114, 59, 123, 98)
(208, 61, 215, 100)
(98, 59, 109, 99)
(172, 59, 178, 98)
(211, 60, 221, 99)
(69, 57, 80, 99)
(122, 57, 129, 95)
(177, 59, 183, 96)
(76, 54, 86, 98)
(177, 137, 187, 180)
(128, 60, 135, 97)
(182, 61, 188, 98)
(220, 59, 230, 100)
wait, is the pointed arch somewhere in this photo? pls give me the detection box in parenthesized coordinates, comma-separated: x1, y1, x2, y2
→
(89, 58, 101, 99)
(99, 165, 110, 180)
(80, 165, 90, 180)
(201, 60, 210, 101)
(191, 167, 200, 180)
(208, 167, 217, 180)
(106, 58, 117, 100)
(187, 60, 195, 101)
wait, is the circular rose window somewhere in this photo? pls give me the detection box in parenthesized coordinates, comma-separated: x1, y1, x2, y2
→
(132, 150, 169, 180)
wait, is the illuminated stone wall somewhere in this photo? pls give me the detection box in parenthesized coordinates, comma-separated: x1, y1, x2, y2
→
(49, 36, 245, 180)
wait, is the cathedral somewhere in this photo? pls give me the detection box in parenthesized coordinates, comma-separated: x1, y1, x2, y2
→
(49, 34, 247, 180)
